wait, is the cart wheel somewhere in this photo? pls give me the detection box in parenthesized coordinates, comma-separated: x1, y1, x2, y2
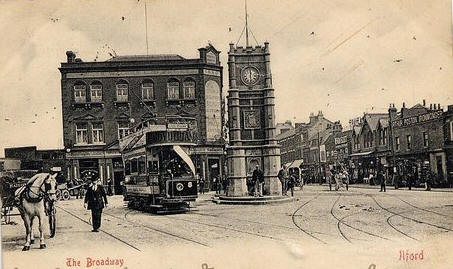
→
(62, 190, 70, 201)
(55, 190, 62, 201)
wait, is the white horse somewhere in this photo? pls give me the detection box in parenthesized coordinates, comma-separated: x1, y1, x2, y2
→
(15, 173, 57, 251)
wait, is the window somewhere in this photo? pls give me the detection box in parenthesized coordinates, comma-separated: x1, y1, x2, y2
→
(423, 132, 429, 147)
(406, 135, 411, 150)
(183, 80, 195, 99)
(116, 83, 128, 102)
(141, 81, 154, 100)
(75, 123, 88, 144)
(90, 83, 102, 102)
(395, 137, 400, 151)
(138, 156, 146, 175)
(167, 81, 180, 100)
(92, 123, 104, 143)
(118, 122, 129, 139)
(383, 128, 387, 145)
(74, 84, 86, 103)
(131, 158, 138, 173)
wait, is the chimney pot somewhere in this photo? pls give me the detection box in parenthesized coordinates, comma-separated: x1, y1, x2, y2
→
(423, 99, 426, 107)
(66, 51, 76, 63)
(402, 102, 405, 108)
(438, 103, 441, 110)
(430, 104, 433, 109)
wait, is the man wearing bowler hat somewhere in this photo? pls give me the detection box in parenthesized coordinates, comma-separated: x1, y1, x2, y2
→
(84, 172, 108, 232)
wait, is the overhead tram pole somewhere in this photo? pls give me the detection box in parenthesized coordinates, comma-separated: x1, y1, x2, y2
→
(245, 0, 249, 47)
(144, 0, 149, 55)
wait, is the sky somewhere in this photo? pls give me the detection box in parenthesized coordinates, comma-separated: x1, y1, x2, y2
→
(0, 0, 452, 157)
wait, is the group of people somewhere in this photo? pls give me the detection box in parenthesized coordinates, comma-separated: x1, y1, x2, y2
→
(328, 168, 350, 191)
(198, 175, 228, 195)
(277, 165, 297, 196)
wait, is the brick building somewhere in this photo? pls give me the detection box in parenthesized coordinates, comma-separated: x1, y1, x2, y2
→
(389, 102, 450, 185)
(60, 44, 224, 193)
(350, 113, 390, 183)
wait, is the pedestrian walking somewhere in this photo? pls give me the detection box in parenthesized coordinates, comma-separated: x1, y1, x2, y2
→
(84, 176, 108, 232)
(425, 171, 432, 191)
(407, 171, 412, 190)
(278, 165, 289, 196)
(327, 169, 332, 191)
(252, 165, 264, 197)
(222, 175, 229, 195)
(287, 174, 295, 196)
(199, 175, 205, 194)
(334, 170, 340, 191)
(343, 170, 350, 191)
(106, 178, 113, 196)
(378, 171, 386, 192)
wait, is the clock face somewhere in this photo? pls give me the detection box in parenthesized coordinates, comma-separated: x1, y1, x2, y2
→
(241, 66, 259, 86)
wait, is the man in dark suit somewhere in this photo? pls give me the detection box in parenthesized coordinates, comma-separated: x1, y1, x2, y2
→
(84, 177, 108, 232)
(252, 165, 264, 197)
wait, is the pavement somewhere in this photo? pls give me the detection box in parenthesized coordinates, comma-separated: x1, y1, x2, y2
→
(2, 185, 453, 269)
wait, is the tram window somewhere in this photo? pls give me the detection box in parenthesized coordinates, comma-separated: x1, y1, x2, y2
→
(138, 156, 146, 175)
(131, 158, 138, 173)
(125, 160, 131, 175)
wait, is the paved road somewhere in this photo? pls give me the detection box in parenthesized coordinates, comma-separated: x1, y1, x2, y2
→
(2, 185, 453, 268)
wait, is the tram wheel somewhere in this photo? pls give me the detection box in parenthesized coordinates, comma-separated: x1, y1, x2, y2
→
(62, 190, 70, 201)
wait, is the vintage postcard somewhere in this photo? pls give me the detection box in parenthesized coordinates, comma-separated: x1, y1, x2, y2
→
(1, 0, 453, 268)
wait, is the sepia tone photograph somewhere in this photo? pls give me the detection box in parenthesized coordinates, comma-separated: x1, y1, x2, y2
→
(1, 0, 453, 268)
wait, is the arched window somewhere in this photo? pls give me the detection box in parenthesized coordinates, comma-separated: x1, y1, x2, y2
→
(116, 80, 128, 102)
(73, 82, 87, 103)
(90, 81, 103, 102)
(167, 79, 180, 100)
(183, 78, 196, 99)
(141, 80, 154, 100)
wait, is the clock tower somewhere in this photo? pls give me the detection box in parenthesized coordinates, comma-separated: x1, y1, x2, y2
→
(226, 42, 281, 196)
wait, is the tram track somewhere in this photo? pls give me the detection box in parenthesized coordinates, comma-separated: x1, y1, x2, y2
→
(329, 194, 351, 243)
(162, 214, 284, 242)
(367, 194, 453, 236)
(103, 210, 210, 248)
(56, 205, 142, 251)
(290, 194, 328, 244)
(389, 194, 453, 219)
(386, 210, 420, 241)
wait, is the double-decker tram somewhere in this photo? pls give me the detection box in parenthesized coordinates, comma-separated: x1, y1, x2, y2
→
(119, 116, 198, 214)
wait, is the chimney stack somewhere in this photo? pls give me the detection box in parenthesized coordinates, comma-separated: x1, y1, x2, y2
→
(66, 51, 76, 63)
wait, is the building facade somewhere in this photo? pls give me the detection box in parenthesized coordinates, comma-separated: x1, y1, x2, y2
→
(389, 103, 450, 186)
(60, 45, 224, 193)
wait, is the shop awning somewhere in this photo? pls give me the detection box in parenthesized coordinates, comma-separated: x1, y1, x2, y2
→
(349, 151, 374, 157)
(173, 145, 196, 176)
(289, 159, 303, 168)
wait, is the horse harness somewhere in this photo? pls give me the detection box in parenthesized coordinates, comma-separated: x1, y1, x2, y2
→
(20, 174, 54, 204)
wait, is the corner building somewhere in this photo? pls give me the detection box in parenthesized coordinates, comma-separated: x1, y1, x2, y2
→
(60, 45, 224, 193)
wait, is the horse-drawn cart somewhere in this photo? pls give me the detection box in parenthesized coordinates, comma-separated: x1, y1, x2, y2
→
(55, 178, 86, 201)
(1, 174, 28, 224)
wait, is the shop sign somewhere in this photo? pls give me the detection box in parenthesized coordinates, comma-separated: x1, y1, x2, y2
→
(393, 110, 443, 127)
(334, 136, 347, 145)
(167, 123, 188, 130)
